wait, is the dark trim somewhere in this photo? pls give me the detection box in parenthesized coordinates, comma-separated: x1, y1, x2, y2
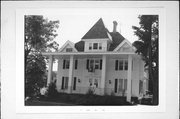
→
(86, 59, 89, 69)
(61, 77, 64, 89)
(63, 60, 66, 69)
(75, 59, 78, 69)
(114, 79, 118, 93)
(100, 59, 102, 70)
(73, 77, 77, 90)
(115, 60, 118, 70)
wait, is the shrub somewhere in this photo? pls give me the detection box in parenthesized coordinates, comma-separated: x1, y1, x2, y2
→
(86, 87, 95, 96)
(46, 82, 58, 99)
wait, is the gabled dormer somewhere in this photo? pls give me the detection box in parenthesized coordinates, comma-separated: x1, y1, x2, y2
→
(59, 40, 78, 52)
(81, 18, 112, 52)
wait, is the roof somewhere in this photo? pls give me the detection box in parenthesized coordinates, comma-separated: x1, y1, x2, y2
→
(109, 32, 125, 51)
(81, 18, 109, 39)
(75, 41, 85, 52)
(75, 18, 125, 52)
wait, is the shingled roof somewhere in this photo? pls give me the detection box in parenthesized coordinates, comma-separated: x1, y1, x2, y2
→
(75, 18, 125, 52)
(109, 32, 125, 51)
(81, 18, 109, 39)
(74, 41, 85, 52)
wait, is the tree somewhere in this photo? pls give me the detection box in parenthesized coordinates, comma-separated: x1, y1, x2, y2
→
(132, 15, 158, 105)
(25, 15, 59, 97)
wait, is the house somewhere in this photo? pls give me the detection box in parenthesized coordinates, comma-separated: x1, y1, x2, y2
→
(42, 18, 148, 102)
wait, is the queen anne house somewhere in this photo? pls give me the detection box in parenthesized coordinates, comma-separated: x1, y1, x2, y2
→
(42, 18, 148, 102)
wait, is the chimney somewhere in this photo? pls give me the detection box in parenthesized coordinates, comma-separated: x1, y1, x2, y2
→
(113, 21, 118, 33)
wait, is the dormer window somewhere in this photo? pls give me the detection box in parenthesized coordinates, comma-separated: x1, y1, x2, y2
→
(99, 43, 102, 50)
(89, 43, 92, 50)
(88, 42, 103, 51)
(66, 48, 73, 52)
(93, 43, 98, 50)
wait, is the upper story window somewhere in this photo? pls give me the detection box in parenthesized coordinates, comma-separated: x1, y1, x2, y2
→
(63, 59, 70, 69)
(93, 43, 98, 49)
(89, 43, 92, 50)
(115, 59, 128, 71)
(86, 59, 102, 72)
(66, 48, 73, 52)
(89, 43, 103, 50)
(99, 43, 102, 50)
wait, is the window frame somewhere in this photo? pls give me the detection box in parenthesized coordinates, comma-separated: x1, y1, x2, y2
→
(66, 48, 73, 52)
(93, 43, 98, 50)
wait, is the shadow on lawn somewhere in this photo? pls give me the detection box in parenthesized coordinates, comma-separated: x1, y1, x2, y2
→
(25, 93, 138, 106)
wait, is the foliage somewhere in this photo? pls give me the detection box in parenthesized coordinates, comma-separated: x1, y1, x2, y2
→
(132, 15, 158, 105)
(86, 88, 95, 96)
(25, 15, 59, 97)
(46, 82, 58, 98)
(25, 53, 47, 97)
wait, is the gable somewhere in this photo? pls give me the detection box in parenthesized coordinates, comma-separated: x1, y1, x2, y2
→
(116, 42, 133, 52)
(114, 39, 134, 52)
(59, 41, 78, 52)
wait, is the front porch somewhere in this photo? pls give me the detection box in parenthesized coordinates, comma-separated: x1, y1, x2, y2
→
(42, 52, 136, 102)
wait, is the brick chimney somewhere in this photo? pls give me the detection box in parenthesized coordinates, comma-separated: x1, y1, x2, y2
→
(113, 21, 118, 33)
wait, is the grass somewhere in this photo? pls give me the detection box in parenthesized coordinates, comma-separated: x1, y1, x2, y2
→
(26, 93, 138, 106)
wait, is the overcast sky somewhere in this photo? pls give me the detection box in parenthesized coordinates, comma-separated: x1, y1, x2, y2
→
(44, 8, 140, 49)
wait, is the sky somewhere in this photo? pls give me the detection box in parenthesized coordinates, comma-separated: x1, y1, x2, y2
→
(44, 8, 140, 49)
(43, 8, 141, 70)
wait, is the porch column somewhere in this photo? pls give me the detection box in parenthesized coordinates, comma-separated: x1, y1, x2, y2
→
(47, 55, 53, 86)
(127, 55, 132, 102)
(67, 55, 74, 93)
(101, 55, 106, 95)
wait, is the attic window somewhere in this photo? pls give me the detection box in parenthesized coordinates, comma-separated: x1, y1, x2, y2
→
(93, 43, 98, 49)
(99, 43, 102, 50)
(66, 48, 73, 52)
(89, 43, 92, 50)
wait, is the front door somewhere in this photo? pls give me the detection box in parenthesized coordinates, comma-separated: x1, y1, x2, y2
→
(89, 78, 99, 94)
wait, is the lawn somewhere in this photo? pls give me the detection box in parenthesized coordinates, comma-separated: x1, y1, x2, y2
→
(25, 93, 138, 106)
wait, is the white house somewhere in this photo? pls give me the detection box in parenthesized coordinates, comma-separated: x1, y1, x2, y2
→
(42, 18, 148, 102)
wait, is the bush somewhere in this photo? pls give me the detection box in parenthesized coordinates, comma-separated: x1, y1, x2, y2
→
(46, 82, 58, 98)
(86, 88, 95, 96)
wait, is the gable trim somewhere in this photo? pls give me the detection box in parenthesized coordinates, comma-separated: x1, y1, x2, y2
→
(113, 39, 133, 52)
(59, 40, 78, 52)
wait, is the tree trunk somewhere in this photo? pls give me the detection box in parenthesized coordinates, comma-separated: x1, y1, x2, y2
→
(148, 23, 158, 105)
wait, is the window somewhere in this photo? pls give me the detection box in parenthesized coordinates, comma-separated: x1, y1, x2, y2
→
(63, 59, 70, 69)
(115, 60, 128, 71)
(114, 79, 127, 93)
(65, 60, 70, 69)
(89, 43, 92, 50)
(66, 48, 73, 52)
(124, 61, 128, 70)
(87, 59, 102, 72)
(93, 43, 98, 49)
(119, 60, 124, 70)
(95, 60, 100, 69)
(61, 77, 69, 89)
(99, 43, 102, 50)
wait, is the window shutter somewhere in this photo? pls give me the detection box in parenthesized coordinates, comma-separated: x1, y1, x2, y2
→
(75, 59, 78, 69)
(61, 77, 64, 89)
(63, 60, 66, 69)
(100, 59, 102, 70)
(86, 59, 89, 69)
(73, 77, 77, 90)
(115, 60, 118, 70)
(114, 79, 118, 93)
